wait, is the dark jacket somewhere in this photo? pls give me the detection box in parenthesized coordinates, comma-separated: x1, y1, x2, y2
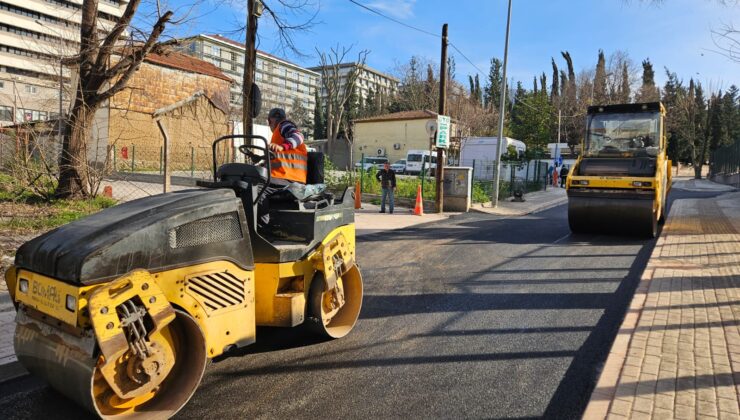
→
(376, 168, 396, 189)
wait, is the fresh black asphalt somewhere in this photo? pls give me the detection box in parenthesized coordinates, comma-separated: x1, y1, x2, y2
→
(0, 187, 724, 419)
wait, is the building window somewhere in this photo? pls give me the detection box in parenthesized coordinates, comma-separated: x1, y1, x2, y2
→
(0, 81, 4, 89)
(212, 46, 221, 57)
(0, 105, 12, 121)
(25, 85, 38, 94)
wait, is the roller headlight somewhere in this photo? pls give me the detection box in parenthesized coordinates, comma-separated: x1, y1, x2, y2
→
(65, 294, 77, 312)
(572, 180, 589, 186)
(633, 181, 652, 187)
(19, 278, 29, 293)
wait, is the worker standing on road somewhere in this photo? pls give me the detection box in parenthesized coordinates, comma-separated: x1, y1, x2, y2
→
(376, 162, 397, 214)
(560, 165, 569, 188)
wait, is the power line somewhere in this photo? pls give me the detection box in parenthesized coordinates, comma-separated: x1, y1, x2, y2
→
(346, 0, 486, 78)
(347, 0, 439, 38)
(449, 42, 486, 78)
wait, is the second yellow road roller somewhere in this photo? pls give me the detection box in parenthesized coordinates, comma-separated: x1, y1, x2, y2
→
(566, 102, 672, 237)
(4, 135, 363, 418)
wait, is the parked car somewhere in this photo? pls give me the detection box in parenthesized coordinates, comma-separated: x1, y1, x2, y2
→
(354, 156, 389, 170)
(390, 159, 407, 174)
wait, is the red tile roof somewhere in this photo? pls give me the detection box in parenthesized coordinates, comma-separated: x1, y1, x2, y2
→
(353, 110, 439, 123)
(144, 50, 232, 82)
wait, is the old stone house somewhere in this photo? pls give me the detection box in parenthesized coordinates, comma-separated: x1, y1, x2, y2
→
(91, 50, 233, 171)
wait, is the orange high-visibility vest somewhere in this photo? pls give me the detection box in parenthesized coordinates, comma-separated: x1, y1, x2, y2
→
(270, 123, 308, 184)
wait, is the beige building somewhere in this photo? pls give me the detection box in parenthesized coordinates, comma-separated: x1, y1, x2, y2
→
(0, 0, 127, 126)
(352, 110, 460, 164)
(309, 62, 398, 110)
(177, 34, 319, 123)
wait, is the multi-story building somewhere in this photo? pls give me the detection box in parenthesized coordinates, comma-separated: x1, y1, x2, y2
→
(308, 62, 399, 110)
(178, 34, 319, 123)
(0, 0, 127, 126)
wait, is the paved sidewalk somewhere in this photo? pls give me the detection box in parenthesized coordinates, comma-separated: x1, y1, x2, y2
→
(471, 185, 567, 216)
(354, 202, 454, 236)
(584, 184, 740, 419)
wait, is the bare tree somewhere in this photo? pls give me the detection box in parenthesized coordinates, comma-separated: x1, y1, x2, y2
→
(56, 0, 174, 198)
(315, 45, 369, 157)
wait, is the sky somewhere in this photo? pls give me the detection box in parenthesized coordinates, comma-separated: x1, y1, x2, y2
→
(164, 0, 740, 91)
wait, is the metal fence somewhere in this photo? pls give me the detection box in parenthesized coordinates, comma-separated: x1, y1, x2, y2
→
(0, 127, 239, 203)
(458, 158, 551, 200)
(710, 140, 740, 187)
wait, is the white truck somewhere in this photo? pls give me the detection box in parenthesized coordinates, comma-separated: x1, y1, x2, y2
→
(460, 137, 526, 180)
(405, 149, 437, 175)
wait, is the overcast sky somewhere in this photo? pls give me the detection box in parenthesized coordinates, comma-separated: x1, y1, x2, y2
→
(167, 0, 740, 91)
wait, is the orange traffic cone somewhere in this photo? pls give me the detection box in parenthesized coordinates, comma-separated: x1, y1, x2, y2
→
(354, 180, 362, 209)
(413, 184, 424, 216)
(103, 185, 113, 198)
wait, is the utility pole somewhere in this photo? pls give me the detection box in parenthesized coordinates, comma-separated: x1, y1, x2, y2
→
(491, 0, 512, 207)
(242, 0, 259, 140)
(555, 109, 561, 161)
(435, 23, 448, 213)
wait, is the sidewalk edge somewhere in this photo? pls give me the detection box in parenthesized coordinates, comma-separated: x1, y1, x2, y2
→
(470, 196, 567, 217)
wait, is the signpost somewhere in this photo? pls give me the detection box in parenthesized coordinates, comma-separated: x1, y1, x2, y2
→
(435, 115, 450, 149)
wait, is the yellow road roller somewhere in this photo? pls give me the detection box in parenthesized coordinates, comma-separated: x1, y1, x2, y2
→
(4, 135, 363, 418)
(567, 102, 671, 237)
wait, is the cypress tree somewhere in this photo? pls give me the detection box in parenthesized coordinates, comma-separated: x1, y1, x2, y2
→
(484, 58, 503, 110)
(551, 58, 559, 100)
(619, 62, 631, 103)
(313, 90, 326, 139)
(593, 50, 608, 105)
(637, 59, 660, 102)
(540, 73, 547, 98)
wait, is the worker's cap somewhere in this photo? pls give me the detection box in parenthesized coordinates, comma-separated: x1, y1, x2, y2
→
(268, 108, 286, 121)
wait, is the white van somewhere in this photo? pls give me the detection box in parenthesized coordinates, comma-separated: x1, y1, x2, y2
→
(405, 150, 437, 175)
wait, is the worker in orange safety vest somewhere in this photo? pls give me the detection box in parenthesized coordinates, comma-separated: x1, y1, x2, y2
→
(257, 108, 308, 228)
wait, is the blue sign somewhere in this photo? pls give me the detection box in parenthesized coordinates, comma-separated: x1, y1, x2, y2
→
(555, 155, 563, 166)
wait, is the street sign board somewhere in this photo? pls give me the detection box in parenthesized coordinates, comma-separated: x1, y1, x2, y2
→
(435, 115, 450, 149)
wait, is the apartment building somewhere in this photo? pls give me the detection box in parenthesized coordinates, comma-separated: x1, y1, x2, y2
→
(308, 62, 399, 110)
(0, 0, 127, 126)
(178, 34, 319, 123)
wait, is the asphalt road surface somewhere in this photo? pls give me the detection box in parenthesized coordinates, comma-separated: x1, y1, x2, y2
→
(0, 187, 722, 419)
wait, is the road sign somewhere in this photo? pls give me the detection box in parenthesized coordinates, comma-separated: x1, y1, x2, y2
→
(435, 115, 450, 149)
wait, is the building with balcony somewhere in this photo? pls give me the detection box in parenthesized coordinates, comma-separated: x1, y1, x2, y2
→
(177, 34, 320, 125)
(0, 0, 127, 126)
(308, 62, 399, 111)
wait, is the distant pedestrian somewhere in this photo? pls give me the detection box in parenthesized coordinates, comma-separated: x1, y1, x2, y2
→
(560, 165, 569, 188)
(547, 165, 554, 185)
(376, 162, 396, 214)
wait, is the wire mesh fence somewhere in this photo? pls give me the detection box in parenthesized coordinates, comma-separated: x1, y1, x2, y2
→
(459, 158, 551, 202)
(0, 125, 247, 203)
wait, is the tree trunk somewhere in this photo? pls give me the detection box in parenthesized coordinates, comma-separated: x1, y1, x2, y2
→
(56, 102, 94, 198)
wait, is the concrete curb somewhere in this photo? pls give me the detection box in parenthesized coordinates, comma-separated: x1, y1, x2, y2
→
(469, 196, 568, 217)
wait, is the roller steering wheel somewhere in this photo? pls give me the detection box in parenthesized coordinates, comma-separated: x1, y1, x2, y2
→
(237, 143, 272, 205)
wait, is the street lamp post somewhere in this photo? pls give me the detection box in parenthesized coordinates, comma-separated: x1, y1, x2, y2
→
(491, 0, 512, 207)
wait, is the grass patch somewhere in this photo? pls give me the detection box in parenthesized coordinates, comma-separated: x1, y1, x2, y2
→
(0, 196, 117, 231)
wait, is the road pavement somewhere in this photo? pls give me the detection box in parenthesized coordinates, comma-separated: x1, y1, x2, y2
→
(0, 180, 734, 419)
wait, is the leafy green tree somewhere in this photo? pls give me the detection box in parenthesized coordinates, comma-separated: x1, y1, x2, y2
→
(510, 92, 554, 152)
(291, 96, 313, 139)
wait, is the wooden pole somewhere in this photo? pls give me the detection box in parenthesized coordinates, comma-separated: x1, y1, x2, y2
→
(435, 23, 448, 213)
(242, 0, 258, 140)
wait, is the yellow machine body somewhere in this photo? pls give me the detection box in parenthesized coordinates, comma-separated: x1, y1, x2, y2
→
(566, 102, 672, 237)
(7, 222, 362, 418)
